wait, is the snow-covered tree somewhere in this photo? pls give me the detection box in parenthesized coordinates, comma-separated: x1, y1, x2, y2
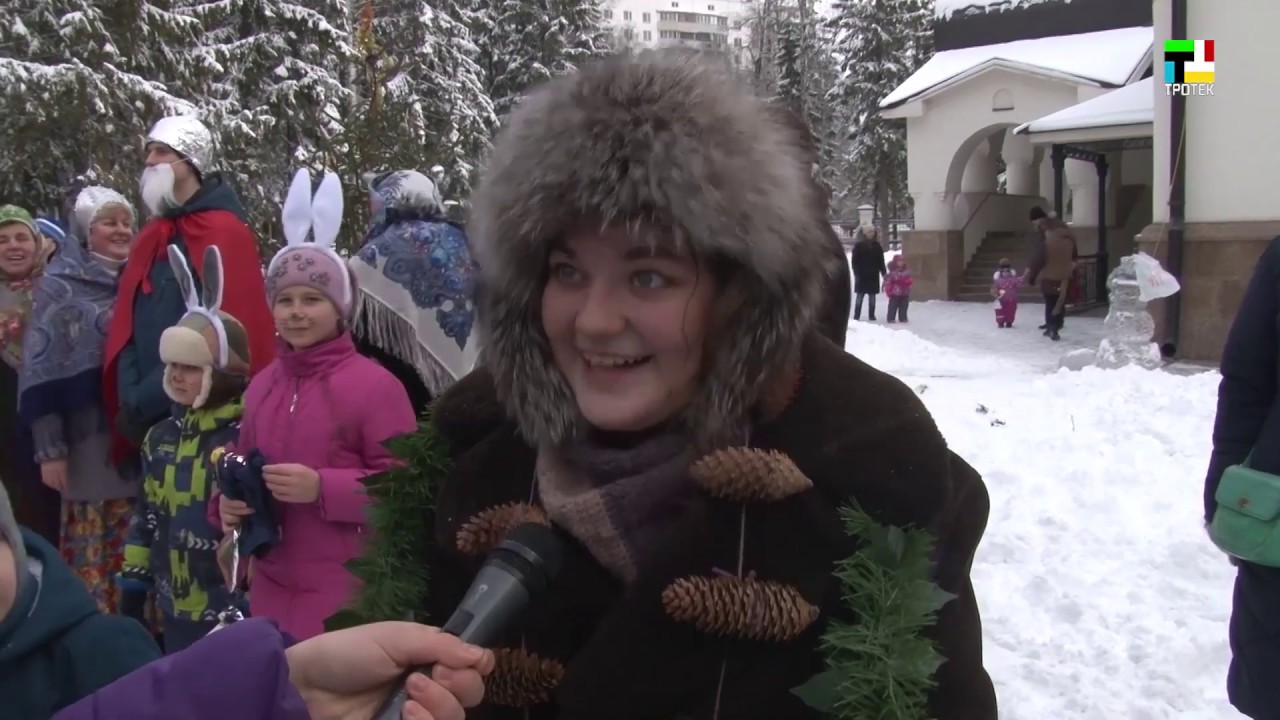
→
(0, 0, 207, 211)
(775, 0, 843, 207)
(473, 0, 612, 116)
(827, 0, 932, 224)
(184, 0, 356, 250)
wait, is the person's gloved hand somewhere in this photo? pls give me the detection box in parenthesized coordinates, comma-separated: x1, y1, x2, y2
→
(285, 622, 493, 720)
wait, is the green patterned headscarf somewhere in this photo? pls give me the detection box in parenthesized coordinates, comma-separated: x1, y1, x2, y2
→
(0, 205, 49, 370)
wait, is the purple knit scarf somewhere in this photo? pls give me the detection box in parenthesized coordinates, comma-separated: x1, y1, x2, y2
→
(536, 428, 694, 583)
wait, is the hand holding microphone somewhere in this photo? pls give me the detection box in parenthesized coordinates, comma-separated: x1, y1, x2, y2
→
(371, 522, 565, 720)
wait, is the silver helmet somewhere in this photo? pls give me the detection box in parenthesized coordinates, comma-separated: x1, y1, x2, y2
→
(145, 115, 214, 172)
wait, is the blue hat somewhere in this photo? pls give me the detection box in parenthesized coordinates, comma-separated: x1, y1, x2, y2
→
(34, 216, 66, 243)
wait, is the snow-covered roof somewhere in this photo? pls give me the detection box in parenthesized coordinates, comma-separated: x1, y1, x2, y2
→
(936, 0, 1067, 19)
(880, 26, 1152, 109)
(1014, 77, 1153, 135)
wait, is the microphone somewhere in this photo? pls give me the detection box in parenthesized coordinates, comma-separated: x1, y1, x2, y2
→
(372, 522, 565, 720)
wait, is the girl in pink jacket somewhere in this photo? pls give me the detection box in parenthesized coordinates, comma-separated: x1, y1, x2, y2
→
(211, 171, 416, 640)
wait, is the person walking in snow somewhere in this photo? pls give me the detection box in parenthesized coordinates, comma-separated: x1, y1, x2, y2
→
(883, 253, 913, 323)
(1023, 216, 1077, 341)
(991, 258, 1023, 328)
(1205, 234, 1280, 720)
(850, 224, 886, 321)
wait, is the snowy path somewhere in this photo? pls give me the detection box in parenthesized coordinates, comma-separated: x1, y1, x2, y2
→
(843, 301, 1242, 719)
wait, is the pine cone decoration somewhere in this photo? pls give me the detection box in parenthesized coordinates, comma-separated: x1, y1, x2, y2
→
(487, 647, 566, 707)
(455, 502, 550, 556)
(661, 574, 820, 642)
(689, 447, 813, 503)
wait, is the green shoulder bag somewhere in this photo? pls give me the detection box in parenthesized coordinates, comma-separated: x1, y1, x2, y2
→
(1209, 454, 1280, 567)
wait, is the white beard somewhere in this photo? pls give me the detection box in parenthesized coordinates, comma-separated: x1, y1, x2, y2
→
(139, 164, 178, 216)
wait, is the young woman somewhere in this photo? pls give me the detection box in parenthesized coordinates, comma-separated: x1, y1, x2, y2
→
(352, 52, 997, 720)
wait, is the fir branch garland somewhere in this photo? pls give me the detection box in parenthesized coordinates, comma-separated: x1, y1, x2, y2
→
(326, 409, 450, 631)
(792, 503, 956, 720)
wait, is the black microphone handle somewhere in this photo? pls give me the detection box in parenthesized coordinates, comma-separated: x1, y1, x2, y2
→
(370, 565, 530, 720)
(368, 610, 470, 720)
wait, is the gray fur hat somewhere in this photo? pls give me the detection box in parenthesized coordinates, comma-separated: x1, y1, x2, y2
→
(468, 50, 830, 449)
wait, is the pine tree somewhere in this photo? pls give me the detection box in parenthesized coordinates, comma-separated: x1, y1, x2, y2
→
(185, 0, 356, 251)
(473, 0, 612, 117)
(826, 0, 932, 224)
(774, 0, 842, 208)
(0, 0, 206, 211)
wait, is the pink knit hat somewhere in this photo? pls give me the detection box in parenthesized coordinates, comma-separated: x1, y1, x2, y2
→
(264, 169, 354, 316)
(265, 245, 353, 316)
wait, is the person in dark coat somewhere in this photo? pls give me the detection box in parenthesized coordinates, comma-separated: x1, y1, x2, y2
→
(0, 482, 160, 719)
(1205, 235, 1280, 720)
(347, 51, 997, 720)
(850, 225, 886, 321)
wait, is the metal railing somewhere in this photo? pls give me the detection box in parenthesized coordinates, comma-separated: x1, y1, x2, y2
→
(1064, 253, 1108, 314)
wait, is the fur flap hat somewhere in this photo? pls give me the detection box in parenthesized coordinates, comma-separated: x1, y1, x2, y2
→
(159, 245, 251, 408)
(469, 50, 831, 450)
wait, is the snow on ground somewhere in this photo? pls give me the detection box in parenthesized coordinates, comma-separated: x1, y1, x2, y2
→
(843, 297, 1242, 719)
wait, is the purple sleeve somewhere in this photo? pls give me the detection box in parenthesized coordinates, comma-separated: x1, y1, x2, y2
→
(53, 619, 309, 720)
(316, 374, 417, 525)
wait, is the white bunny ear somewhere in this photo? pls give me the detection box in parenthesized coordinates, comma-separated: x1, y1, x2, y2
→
(282, 169, 315, 247)
(166, 246, 200, 312)
(310, 172, 344, 250)
(201, 245, 224, 314)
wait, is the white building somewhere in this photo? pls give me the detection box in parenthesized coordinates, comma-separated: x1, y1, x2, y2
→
(881, 0, 1275, 362)
(602, 0, 751, 54)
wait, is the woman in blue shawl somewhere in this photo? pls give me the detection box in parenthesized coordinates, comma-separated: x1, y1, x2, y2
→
(19, 186, 146, 615)
(349, 170, 480, 415)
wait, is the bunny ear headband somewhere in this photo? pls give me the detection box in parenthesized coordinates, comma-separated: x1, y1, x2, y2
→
(270, 168, 350, 307)
(167, 244, 229, 368)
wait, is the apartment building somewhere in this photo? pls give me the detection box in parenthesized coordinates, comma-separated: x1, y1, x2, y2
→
(603, 0, 751, 54)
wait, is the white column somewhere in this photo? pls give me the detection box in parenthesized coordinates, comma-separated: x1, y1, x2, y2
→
(1038, 152, 1057, 207)
(910, 191, 955, 231)
(1001, 130, 1037, 196)
(961, 139, 998, 193)
(1064, 158, 1099, 225)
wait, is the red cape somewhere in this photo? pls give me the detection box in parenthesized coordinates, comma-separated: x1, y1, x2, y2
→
(103, 209, 276, 462)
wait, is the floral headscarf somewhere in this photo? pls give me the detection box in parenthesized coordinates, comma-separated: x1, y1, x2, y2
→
(0, 205, 54, 370)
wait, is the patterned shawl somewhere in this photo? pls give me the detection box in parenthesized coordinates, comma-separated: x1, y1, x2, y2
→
(18, 219, 119, 426)
(350, 170, 481, 396)
(0, 205, 53, 371)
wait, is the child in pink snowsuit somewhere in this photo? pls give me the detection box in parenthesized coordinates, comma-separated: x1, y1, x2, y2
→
(991, 258, 1023, 328)
(884, 254, 913, 323)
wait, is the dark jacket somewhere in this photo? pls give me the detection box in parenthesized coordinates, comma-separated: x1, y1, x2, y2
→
(411, 335, 997, 720)
(121, 399, 244, 622)
(1205, 235, 1280, 719)
(850, 237, 887, 294)
(0, 528, 161, 718)
(816, 224, 853, 347)
(116, 175, 249, 435)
